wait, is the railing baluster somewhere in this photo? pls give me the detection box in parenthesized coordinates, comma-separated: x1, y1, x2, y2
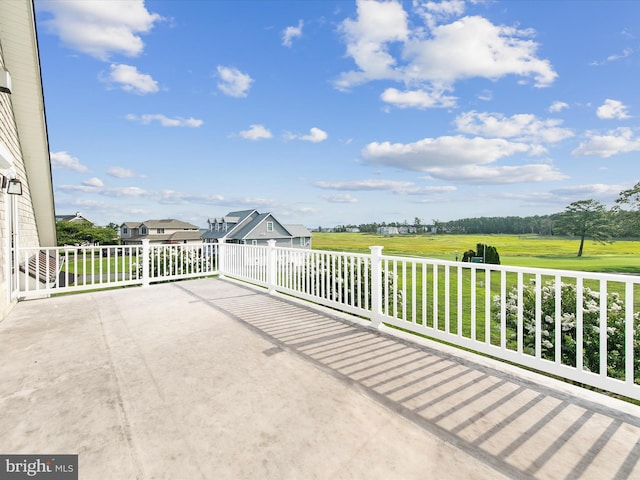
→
(600, 279, 608, 377)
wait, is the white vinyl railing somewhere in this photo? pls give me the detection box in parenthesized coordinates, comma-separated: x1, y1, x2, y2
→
(220, 241, 640, 401)
(14, 240, 218, 297)
(14, 240, 640, 400)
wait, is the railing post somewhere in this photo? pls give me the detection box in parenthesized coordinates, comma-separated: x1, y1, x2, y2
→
(218, 240, 226, 278)
(267, 239, 277, 294)
(370, 246, 384, 329)
(141, 239, 150, 287)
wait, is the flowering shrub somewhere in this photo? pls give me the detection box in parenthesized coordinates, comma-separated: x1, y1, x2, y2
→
(303, 257, 401, 313)
(138, 247, 211, 278)
(494, 280, 640, 381)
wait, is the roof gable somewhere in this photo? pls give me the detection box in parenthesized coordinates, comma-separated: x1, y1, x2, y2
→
(141, 219, 199, 230)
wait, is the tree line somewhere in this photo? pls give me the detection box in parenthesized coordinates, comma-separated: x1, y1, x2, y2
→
(332, 182, 640, 257)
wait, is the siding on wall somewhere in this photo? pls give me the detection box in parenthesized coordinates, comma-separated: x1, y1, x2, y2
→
(0, 3, 46, 320)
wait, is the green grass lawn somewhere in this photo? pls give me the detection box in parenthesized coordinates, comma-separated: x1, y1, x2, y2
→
(61, 252, 139, 275)
(312, 233, 640, 274)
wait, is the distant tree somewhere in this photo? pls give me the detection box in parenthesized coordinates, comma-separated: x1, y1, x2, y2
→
(553, 199, 612, 257)
(56, 222, 119, 246)
(476, 243, 500, 264)
(615, 181, 640, 233)
(461, 249, 476, 262)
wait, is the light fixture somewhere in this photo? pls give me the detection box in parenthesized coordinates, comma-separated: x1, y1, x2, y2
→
(7, 178, 22, 195)
(0, 69, 11, 95)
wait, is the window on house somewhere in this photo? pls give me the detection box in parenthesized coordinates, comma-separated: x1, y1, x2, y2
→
(252, 240, 258, 245)
(122, 227, 128, 235)
(266, 221, 274, 232)
(141, 227, 147, 235)
(299, 237, 305, 246)
(157, 228, 164, 234)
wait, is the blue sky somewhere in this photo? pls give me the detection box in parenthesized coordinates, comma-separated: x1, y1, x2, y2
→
(35, 0, 640, 228)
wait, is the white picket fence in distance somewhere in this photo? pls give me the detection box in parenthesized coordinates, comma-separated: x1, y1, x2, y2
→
(13, 239, 640, 401)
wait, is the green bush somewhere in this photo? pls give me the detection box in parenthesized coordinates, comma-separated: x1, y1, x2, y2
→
(495, 280, 640, 381)
(461, 244, 500, 264)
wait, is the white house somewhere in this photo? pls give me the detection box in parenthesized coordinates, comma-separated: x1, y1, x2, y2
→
(377, 226, 399, 235)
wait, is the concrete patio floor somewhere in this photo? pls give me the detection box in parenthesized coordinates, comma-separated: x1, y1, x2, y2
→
(1, 278, 640, 479)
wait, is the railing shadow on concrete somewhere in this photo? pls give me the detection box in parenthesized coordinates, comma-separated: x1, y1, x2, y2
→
(177, 280, 640, 479)
(14, 239, 640, 402)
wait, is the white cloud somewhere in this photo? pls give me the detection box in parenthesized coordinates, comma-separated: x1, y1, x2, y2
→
(335, 2, 557, 95)
(477, 90, 493, 102)
(596, 99, 631, 120)
(380, 87, 457, 109)
(105, 64, 159, 94)
(549, 184, 626, 197)
(314, 179, 416, 191)
(237, 124, 273, 140)
(402, 16, 556, 87)
(216, 66, 253, 97)
(335, 0, 409, 89)
(572, 127, 640, 158)
(415, 0, 466, 29)
(50, 151, 88, 172)
(321, 193, 358, 203)
(425, 164, 568, 184)
(454, 111, 573, 143)
(298, 128, 329, 143)
(361, 135, 539, 171)
(57, 184, 101, 193)
(38, 0, 162, 60)
(108, 167, 140, 178)
(314, 179, 457, 196)
(591, 47, 634, 66)
(83, 177, 104, 188)
(549, 101, 569, 113)
(105, 186, 148, 198)
(126, 114, 203, 127)
(282, 20, 304, 47)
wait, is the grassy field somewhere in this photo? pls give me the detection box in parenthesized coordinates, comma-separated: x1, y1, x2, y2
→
(312, 233, 640, 274)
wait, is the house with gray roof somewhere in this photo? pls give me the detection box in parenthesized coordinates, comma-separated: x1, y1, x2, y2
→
(55, 211, 92, 224)
(120, 219, 202, 245)
(202, 209, 311, 248)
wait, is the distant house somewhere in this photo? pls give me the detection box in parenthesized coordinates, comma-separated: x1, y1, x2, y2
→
(377, 226, 399, 235)
(202, 209, 312, 248)
(398, 226, 419, 234)
(55, 211, 92, 224)
(120, 219, 202, 245)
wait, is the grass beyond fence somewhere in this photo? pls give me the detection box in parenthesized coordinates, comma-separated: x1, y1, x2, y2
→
(312, 233, 640, 274)
(61, 252, 139, 275)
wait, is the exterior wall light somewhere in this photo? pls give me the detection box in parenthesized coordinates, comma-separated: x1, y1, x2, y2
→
(7, 178, 22, 195)
(0, 69, 12, 94)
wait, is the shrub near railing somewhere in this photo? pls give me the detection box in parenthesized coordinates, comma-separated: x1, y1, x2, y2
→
(298, 251, 401, 314)
(497, 279, 640, 382)
(147, 244, 217, 281)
